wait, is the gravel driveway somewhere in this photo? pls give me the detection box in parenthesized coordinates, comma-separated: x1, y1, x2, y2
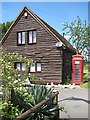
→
(55, 87, 89, 120)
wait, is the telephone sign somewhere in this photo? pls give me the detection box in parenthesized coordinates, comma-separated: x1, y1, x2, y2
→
(72, 55, 83, 84)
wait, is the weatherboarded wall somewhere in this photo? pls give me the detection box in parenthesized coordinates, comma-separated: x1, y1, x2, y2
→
(2, 10, 64, 84)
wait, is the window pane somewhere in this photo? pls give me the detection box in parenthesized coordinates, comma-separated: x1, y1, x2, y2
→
(16, 63, 20, 71)
(22, 32, 25, 44)
(37, 63, 41, 71)
(18, 33, 21, 44)
(29, 31, 32, 43)
(22, 63, 26, 71)
(33, 31, 36, 43)
(30, 63, 35, 72)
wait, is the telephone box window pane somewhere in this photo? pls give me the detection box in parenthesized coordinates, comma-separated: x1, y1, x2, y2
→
(30, 63, 35, 72)
(22, 32, 25, 44)
(22, 63, 26, 71)
(16, 63, 20, 71)
(29, 31, 32, 43)
(37, 63, 41, 71)
(18, 33, 21, 44)
(33, 31, 36, 43)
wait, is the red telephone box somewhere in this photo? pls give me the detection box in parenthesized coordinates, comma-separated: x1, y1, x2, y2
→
(72, 55, 83, 84)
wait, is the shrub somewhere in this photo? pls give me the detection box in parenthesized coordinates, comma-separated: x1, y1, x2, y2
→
(1, 101, 23, 120)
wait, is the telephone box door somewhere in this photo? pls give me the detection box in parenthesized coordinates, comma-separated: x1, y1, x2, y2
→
(72, 55, 83, 84)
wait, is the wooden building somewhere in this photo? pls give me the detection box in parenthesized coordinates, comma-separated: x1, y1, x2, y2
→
(1, 6, 76, 84)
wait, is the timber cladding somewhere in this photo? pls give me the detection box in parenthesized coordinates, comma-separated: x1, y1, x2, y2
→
(2, 6, 75, 84)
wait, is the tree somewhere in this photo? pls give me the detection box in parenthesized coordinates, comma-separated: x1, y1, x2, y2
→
(0, 21, 13, 40)
(63, 16, 88, 60)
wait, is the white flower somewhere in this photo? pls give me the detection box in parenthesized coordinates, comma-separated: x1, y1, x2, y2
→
(18, 79, 21, 82)
(12, 52, 15, 54)
(0, 92, 3, 94)
(8, 101, 11, 103)
(15, 113, 18, 116)
(24, 89, 27, 92)
(29, 73, 30, 75)
(14, 88, 16, 90)
(8, 76, 11, 79)
(11, 104, 13, 106)
(28, 62, 30, 65)
(14, 80, 18, 83)
(16, 53, 18, 55)
(8, 66, 11, 68)
(24, 93, 28, 95)
(16, 109, 18, 111)
(3, 102, 8, 105)
(18, 74, 20, 77)
(1, 59, 3, 61)
(19, 87, 22, 91)
(8, 52, 10, 54)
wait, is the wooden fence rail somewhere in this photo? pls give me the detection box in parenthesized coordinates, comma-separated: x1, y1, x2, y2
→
(15, 91, 59, 120)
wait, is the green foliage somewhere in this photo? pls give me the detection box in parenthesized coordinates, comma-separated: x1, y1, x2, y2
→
(80, 81, 90, 88)
(83, 73, 88, 82)
(26, 85, 59, 120)
(0, 21, 13, 39)
(0, 48, 67, 120)
(83, 61, 89, 82)
(0, 48, 38, 119)
(0, 48, 35, 89)
(63, 76, 71, 85)
(1, 101, 23, 120)
(11, 85, 59, 120)
(83, 62, 90, 72)
(11, 88, 34, 113)
(63, 16, 88, 60)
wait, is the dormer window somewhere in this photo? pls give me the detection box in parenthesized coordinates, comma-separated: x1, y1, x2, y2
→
(17, 32, 25, 45)
(28, 30, 36, 44)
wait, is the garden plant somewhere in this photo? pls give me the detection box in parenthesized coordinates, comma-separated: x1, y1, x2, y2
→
(0, 48, 68, 120)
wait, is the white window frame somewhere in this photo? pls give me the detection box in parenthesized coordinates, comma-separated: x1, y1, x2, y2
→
(28, 30, 36, 44)
(30, 63, 35, 72)
(37, 63, 41, 72)
(17, 32, 25, 45)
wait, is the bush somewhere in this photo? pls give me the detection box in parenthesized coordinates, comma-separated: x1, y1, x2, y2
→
(2, 101, 23, 120)
(80, 81, 90, 88)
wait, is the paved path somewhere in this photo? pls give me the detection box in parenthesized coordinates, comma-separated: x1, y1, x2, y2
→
(55, 88, 89, 119)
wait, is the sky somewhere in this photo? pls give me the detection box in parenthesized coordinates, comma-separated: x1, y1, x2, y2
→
(1, 2, 88, 36)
